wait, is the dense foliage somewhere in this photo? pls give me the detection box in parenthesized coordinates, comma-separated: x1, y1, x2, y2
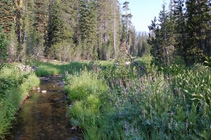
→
(0, 0, 210, 139)
(0, 30, 8, 64)
(0, 64, 40, 138)
(64, 60, 211, 140)
(148, 0, 211, 66)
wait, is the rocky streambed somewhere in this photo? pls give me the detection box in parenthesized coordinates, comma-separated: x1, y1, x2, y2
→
(7, 75, 82, 140)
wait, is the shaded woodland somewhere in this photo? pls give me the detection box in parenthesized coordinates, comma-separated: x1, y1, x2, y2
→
(0, 0, 150, 63)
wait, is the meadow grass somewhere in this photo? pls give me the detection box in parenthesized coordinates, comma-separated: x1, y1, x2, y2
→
(3, 60, 210, 139)
(65, 70, 108, 129)
(30, 61, 91, 77)
(0, 64, 40, 139)
(65, 60, 211, 140)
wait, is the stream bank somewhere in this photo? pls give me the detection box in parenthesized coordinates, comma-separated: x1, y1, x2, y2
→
(7, 75, 82, 140)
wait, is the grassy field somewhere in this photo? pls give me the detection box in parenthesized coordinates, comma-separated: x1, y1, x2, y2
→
(30, 60, 114, 77)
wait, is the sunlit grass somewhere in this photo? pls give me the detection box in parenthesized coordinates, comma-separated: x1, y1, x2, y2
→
(65, 61, 211, 140)
(30, 61, 90, 77)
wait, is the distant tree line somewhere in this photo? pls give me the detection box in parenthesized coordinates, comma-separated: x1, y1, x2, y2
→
(0, 0, 150, 63)
(148, 0, 211, 66)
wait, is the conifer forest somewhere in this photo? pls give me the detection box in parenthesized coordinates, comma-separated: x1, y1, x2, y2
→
(0, 0, 211, 140)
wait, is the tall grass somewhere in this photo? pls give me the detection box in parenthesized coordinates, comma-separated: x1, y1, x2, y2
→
(0, 64, 40, 139)
(65, 61, 211, 140)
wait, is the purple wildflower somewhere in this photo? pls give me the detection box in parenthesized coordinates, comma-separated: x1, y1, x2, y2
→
(200, 100, 203, 106)
(186, 121, 188, 129)
(136, 128, 139, 135)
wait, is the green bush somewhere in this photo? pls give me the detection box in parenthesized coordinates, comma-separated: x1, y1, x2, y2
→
(65, 71, 108, 132)
(65, 71, 107, 100)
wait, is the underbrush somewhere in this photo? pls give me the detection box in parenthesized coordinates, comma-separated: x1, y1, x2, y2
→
(0, 64, 40, 139)
(66, 62, 211, 140)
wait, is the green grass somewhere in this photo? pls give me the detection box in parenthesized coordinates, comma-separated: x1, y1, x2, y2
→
(5, 59, 210, 140)
(64, 60, 211, 140)
(65, 70, 108, 129)
(30, 61, 91, 77)
(0, 64, 40, 138)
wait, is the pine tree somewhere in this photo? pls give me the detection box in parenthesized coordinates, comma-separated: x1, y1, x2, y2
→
(7, 24, 18, 62)
(0, 0, 15, 33)
(137, 32, 150, 57)
(60, 0, 79, 41)
(158, 2, 170, 67)
(121, 1, 133, 54)
(185, 0, 211, 63)
(46, 0, 64, 58)
(148, 1, 175, 67)
(129, 26, 137, 56)
(0, 29, 8, 64)
(97, 0, 113, 60)
(173, 0, 187, 64)
(21, 0, 32, 61)
(34, 0, 48, 34)
(148, 17, 162, 66)
(79, 0, 97, 60)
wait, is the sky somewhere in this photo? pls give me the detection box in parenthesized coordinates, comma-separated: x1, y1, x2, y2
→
(119, 0, 170, 32)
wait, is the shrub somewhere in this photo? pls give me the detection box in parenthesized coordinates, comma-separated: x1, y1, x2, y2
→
(65, 71, 107, 100)
(66, 71, 108, 132)
(0, 64, 39, 138)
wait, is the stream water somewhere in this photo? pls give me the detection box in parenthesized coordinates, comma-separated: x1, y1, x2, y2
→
(7, 76, 82, 140)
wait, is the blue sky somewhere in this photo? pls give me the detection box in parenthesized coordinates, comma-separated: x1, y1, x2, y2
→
(119, 0, 169, 32)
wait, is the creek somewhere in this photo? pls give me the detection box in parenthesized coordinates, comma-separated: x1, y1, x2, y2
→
(7, 75, 82, 140)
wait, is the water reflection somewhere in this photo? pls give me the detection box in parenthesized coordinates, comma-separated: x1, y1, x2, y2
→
(8, 77, 82, 140)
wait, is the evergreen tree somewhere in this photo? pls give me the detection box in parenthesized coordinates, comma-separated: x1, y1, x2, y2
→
(7, 24, 18, 62)
(0, 0, 15, 33)
(46, 0, 64, 58)
(173, 0, 187, 63)
(121, 1, 133, 54)
(60, 0, 79, 41)
(34, 0, 48, 33)
(0, 29, 8, 64)
(79, 0, 97, 60)
(185, 0, 211, 63)
(129, 26, 137, 56)
(137, 32, 151, 57)
(148, 17, 162, 66)
(158, 2, 170, 66)
(97, 0, 113, 60)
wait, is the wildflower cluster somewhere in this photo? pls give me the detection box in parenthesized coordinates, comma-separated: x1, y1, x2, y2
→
(66, 62, 211, 139)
